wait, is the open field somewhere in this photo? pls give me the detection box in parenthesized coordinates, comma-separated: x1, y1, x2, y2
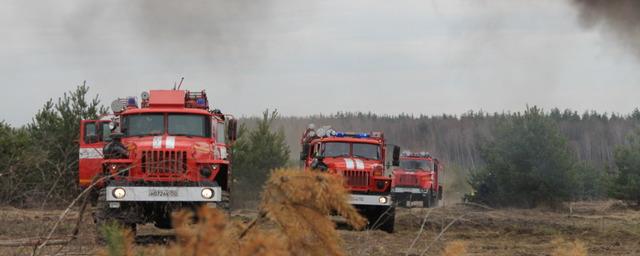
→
(1, 201, 639, 255)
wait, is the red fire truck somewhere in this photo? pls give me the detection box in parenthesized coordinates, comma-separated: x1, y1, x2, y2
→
(300, 125, 400, 233)
(78, 89, 236, 237)
(391, 151, 443, 208)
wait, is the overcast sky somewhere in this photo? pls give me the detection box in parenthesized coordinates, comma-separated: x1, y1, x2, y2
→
(1, 0, 638, 126)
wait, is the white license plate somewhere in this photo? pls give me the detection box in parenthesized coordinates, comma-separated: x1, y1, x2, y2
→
(148, 189, 179, 197)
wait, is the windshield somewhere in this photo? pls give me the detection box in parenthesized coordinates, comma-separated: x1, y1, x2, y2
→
(124, 114, 164, 137)
(322, 142, 381, 160)
(322, 142, 350, 158)
(399, 159, 433, 171)
(168, 114, 209, 137)
(123, 114, 210, 137)
(353, 143, 380, 160)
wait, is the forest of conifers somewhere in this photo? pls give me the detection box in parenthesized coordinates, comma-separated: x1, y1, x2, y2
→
(243, 110, 640, 170)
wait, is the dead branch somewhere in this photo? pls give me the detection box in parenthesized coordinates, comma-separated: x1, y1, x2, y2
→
(0, 237, 71, 247)
(31, 167, 131, 256)
(418, 212, 469, 256)
(405, 207, 435, 256)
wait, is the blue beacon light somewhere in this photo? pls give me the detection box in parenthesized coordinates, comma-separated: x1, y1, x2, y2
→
(127, 98, 137, 107)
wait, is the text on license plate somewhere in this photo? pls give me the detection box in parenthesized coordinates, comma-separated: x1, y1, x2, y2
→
(148, 189, 179, 197)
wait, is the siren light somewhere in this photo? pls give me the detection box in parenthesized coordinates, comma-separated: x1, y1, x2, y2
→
(127, 97, 137, 107)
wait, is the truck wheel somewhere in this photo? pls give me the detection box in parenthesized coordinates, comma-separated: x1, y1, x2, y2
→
(431, 193, 440, 207)
(94, 189, 135, 243)
(366, 206, 395, 233)
(397, 199, 408, 208)
(218, 190, 231, 213)
(378, 206, 395, 233)
(422, 196, 431, 208)
(154, 217, 172, 229)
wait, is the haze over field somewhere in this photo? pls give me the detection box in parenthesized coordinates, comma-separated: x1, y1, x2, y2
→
(1, 0, 638, 126)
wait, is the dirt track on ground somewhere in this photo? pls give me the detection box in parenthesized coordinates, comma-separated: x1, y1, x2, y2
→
(1, 201, 639, 255)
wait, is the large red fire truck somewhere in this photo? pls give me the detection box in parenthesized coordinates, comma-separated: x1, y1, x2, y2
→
(391, 151, 443, 208)
(78, 89, 237, 237)
(300, 125, 400, 233)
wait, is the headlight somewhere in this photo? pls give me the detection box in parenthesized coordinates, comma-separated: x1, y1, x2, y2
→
(109, 164, 118, 172)
(201, 188, 214, 199)
(378, 196, 388, 204)
(112, 187, 126, 199)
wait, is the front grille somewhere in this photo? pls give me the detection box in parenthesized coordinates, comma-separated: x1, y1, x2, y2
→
(398, 174, 418, 186)
(141, 150, 188, 176)
(343, 170, 369, 187)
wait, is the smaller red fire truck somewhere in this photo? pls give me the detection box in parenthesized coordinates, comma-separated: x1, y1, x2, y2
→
(391, 151, 443, 208)
(300, 125, 400, 233)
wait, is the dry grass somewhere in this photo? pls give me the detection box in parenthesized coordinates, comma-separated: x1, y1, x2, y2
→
(441, 240, 467, 256)
(101, 168, 366, 256)
(551, 238, 587, 256)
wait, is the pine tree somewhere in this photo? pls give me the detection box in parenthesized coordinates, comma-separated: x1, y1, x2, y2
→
(233, 109, 290, 205)
(611, 130, 640, 206)
(469, 106, 577, 208)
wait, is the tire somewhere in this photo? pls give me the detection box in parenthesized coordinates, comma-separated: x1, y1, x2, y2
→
(366, 206, 395, 233)
(397, 198, 408, 208)
(218, 190, 231, 214)
(422, 195, 431, 208)
(378, 206, 395, 233)
(154, 217, 172, 229)
(94, 189, 135, 243)
(422, 191, 433, 208)
(431, 193, 440, 207)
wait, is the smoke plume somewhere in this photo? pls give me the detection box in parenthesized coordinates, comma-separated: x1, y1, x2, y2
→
(572, 0, 640, 58)
(52, 0, 281, 75)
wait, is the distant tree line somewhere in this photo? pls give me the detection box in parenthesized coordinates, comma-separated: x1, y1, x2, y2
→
(245, 109, 640, 171)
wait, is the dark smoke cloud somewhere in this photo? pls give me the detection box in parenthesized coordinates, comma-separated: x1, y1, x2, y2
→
(50, 0, 281, 78)
(572, 0, 640, 57)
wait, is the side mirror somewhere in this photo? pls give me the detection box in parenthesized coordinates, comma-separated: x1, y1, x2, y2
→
(434, 158, 439, 172)
(227, 119, 238, 142)
(392, 145, 401, 166)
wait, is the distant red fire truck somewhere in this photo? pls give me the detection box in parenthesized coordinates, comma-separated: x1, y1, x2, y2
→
(391, 151, 443, 208)
(300, 125, 400, 232)
(78, 89, 236, 238)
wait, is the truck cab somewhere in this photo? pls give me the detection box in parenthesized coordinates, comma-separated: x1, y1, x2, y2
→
(78, 89, 237, 237)
(300, 125, 400, 233)
(391, 151, 443, 208)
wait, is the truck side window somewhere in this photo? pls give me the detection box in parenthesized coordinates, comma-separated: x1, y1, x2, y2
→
(102, 122, 112, 141)
(216, 122, 225, 143)
(84, 122, 98, 144)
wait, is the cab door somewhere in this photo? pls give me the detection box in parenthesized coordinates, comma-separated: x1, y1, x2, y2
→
(79, 120, 111, 188)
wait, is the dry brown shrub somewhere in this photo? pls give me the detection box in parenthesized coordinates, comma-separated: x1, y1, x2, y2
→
(104, 168, 366, 256)
(260, 168, 367, 256)
(441, 240, 467, 256)
(551, 238, 588, 256)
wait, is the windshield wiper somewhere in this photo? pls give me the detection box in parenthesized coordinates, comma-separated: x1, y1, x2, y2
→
(353, 154, 376, 160)
(170, 133, 198, 138)
(324, 153, 350, 158)
(129, 132, 162, 137)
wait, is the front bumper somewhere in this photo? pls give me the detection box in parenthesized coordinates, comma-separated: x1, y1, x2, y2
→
(349, 194, 393, 206)
(391, 187, 425, 194)
(106, 186, 222, 202)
